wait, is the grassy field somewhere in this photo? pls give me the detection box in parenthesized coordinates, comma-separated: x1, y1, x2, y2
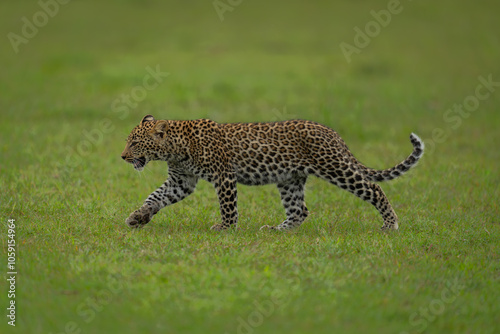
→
(1, 1, 499, 333)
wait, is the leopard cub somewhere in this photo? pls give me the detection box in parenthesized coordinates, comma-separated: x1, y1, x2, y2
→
(121, 115, 424, 231)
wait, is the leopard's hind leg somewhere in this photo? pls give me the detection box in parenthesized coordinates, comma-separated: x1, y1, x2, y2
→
(314, 164, 399, 230)
(260, 177, 309, 231)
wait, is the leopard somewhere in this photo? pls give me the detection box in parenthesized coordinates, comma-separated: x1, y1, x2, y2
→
(121, 115, 424, 231)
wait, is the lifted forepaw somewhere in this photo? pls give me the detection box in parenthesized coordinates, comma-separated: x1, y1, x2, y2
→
(125, 207, 153, 228)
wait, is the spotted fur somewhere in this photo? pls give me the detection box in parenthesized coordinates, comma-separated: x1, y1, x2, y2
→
(121, 115, 424, 231)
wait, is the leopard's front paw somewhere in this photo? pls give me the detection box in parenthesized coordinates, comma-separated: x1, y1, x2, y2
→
(210, 223, 236, 231)
(126, 207, 153, 229)
(259, 225, 278, 231)
(210, 223, 224, 231)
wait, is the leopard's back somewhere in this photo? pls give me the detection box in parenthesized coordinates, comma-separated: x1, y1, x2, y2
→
(219, 120, 347, 185)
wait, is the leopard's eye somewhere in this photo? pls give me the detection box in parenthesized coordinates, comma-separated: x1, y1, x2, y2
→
(129, 141, 138, 148)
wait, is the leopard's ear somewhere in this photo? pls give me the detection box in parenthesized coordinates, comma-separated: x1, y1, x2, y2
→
(141, 115, 155, 125)
(149, 120, 168, 140)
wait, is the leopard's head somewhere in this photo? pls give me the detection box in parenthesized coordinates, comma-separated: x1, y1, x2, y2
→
(121, 115, 170, 171)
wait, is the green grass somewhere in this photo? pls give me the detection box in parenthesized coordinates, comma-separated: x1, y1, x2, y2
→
(1, 1, 499, 333)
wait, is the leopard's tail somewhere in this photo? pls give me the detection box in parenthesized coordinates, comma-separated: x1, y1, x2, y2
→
(358, 133, 424, 182)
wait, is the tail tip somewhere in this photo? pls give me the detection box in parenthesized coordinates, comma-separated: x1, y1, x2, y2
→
(410, 132, 425, 154)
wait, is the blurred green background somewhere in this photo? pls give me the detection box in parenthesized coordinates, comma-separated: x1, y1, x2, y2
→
(1, 1, 499, 333)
